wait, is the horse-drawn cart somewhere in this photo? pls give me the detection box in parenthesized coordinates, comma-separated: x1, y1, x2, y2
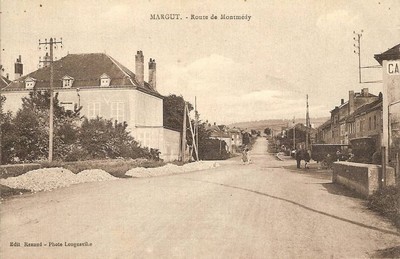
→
(311, 144, 350, 168)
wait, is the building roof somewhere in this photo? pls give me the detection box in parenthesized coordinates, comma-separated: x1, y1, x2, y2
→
(352, 98, 382, 118)
(0, 75, 11, 89)
(374, 43, 400, 65)
(3, 53, 161, 97)
(319, 119, 332, 130)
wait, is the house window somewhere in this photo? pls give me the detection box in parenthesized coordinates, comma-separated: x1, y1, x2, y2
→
(26, 82, 34, 89)
(374, 115, 377, 130)
(25, 77, 36, 89)
(368, 117, 372, 131)
(111, 102, 124, 122)
(62, 76, 74, 88)
(100, 73, 111, 87)
(88, 102, 101, 119)
(360, 120, 364, 132)
(340, 124, 346, 136)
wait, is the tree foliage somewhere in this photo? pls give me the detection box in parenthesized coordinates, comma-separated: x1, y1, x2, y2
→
(264, 127, 272, 135)
(1, 91, 160, 163)
(163, 94, 193, 131)
(78, 117, 160, 161)
(9, 91, 82, 162)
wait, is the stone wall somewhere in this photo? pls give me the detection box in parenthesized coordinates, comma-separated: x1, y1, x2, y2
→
(333, 161, 396, 198)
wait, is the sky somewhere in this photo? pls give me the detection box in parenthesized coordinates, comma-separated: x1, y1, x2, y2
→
(1, 0, 399, 124)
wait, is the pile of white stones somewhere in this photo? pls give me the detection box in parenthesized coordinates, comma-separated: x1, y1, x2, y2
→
(0, 168, 117, 192)
(0, 161, 220, 193)
(126, 161, 219, 178)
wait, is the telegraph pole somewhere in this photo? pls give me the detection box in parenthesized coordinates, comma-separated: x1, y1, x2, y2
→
(195, 96, 199, 160)
(353, 30, 382, 84)
(353, 30, 362, 83)
(293, 116, 296, 150)
(305, 94, 310, 150)
(38, 38, 63, 162)
(181, 102, 187, 162)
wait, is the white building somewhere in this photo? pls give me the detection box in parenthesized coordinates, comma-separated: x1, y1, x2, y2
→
(2, 51, 180, 161)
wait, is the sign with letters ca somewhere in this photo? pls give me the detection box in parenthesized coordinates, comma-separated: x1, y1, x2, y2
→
(387, 61, 400, 75)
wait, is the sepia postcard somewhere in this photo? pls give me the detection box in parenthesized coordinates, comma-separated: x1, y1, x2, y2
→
(0, 0, 399, 258)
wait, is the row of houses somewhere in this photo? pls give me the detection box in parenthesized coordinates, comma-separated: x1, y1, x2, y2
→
(316, 43, 400, 165)
(0, 51, 181, 161)
(205, 123, 247, 153)
(316, 88, 382, 150)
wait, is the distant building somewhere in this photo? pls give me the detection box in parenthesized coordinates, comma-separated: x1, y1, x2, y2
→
(317, 88, 380, 146)
(347, 95, 383, 151)
(207, 123, 233, 152)
(375, 43, 400, 164)
(228, 128, 242, 152)
(2, 51, 180, 161)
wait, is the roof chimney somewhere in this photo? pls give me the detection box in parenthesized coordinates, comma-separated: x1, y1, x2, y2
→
(341, 99, 344, 105)
(148, 58, 156, 90)
(348, 90, 355, 114)
(361, 88, 369, 96)
(135, 51, 144, 86)
(14, 55, 23, 80)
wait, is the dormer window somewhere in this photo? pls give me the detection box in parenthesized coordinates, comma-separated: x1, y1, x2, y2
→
(100, 73, 110, 87)
(62, 75, 74, 88)
(25, 76, 36, 89)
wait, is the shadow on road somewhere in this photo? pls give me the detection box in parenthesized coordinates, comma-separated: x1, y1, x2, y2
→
(183, 178, 400, 238)
(321, 183, 365, 199)
(370, 245, 400, 258)
(283, 163, 366, 199)
(283, 164, 332, 181)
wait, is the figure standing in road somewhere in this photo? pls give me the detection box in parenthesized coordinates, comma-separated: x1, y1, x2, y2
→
(296, 149, 302, 169)
(242, 146, 250, 165)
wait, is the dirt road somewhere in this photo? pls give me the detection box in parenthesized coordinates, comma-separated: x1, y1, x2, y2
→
(1, 138, 399, 258)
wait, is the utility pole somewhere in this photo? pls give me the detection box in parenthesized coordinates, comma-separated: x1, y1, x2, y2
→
(181, 101, 187, 162)
(293, 116, 296, 150)
(353, 30, 362, 84)
(38, 38, 63, 162)
(305, 94, 310, 150)
(186, 104, 199, 161)
(195, 96, 199, 161)
(353, 30, 382, 84)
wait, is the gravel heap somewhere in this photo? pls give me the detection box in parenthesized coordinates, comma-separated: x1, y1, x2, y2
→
(0, 168, 117, 192)
(0, 161, 219, 193)
(76, 169, 117, 183)
(126, 161, 219, 178)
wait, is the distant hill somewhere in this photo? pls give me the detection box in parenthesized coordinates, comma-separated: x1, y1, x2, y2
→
(228, 117, 330, 132)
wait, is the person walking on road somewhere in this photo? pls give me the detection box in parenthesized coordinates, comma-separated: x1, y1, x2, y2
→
(296, 149, 302, 169)
(242, 146, 250, 165)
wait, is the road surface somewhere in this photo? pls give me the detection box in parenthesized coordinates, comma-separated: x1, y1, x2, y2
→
(1, 138, 399, 258)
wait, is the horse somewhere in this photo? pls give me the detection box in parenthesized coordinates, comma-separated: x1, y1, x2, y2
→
(296, 149, 310, 169)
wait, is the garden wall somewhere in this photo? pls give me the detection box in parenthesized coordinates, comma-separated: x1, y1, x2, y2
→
(332, 161, 396, 198)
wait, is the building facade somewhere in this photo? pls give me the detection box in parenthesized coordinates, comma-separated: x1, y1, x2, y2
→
(2, 52, 180, 161)
(375, 43, 400, 164)
(317, 88, 381, 149)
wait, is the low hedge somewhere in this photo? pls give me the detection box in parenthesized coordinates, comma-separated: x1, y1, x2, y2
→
(368, 185, 400, 228)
